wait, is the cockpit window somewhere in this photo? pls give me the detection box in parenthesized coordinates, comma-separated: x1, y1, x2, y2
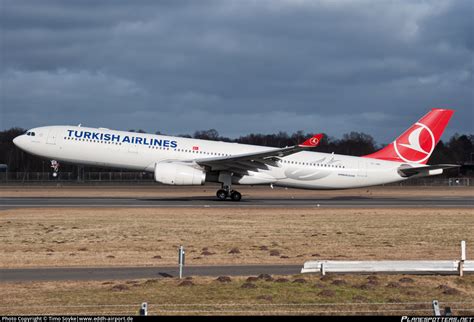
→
(26, 132, 36, 136)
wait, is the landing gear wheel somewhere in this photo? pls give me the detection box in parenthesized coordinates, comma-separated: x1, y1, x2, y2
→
(216, 189, 228, 201)
(230, 190, 242, 202)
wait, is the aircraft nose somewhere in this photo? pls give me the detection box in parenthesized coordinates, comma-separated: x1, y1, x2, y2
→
(13, 135, 24, 149)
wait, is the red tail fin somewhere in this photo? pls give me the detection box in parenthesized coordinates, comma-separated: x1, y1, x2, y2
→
(364, 108, 454, 164)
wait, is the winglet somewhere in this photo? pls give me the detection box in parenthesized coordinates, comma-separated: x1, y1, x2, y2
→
(299, 134, 323, 148)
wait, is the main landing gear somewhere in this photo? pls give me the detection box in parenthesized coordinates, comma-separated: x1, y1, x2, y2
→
(216, 189, 242, 202)
(216, 171, 242, 201)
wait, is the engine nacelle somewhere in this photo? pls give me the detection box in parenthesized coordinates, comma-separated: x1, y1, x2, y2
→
(154, 162, 206, 185)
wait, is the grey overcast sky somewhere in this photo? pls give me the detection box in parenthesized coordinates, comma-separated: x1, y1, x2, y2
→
(1, 0, 472, 143)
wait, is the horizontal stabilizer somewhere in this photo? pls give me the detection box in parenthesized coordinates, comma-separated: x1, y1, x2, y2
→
(398, 164, 460, 177)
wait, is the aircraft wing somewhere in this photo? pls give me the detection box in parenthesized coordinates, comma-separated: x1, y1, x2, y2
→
(398, 164, 460, 177)
(194, 134, 323, 174)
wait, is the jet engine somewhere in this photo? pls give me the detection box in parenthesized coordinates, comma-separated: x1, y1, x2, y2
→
(154, 162, 206, 185)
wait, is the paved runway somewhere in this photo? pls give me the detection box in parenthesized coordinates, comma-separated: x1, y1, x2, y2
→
(0, 196, 472, 209)
(0, 265, 302, 282)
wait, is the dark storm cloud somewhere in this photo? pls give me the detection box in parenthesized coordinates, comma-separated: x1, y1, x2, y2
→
(1, 0, 472, 143)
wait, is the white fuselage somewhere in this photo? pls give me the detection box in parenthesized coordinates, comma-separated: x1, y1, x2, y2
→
(14, 125, 409, 189)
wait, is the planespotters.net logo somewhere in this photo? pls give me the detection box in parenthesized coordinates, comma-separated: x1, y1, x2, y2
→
(401, 317, 474, 322)
(393, 122, 435, 163)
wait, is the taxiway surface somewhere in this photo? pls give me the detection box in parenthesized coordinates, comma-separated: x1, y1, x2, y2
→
(0, 265, 302, 281)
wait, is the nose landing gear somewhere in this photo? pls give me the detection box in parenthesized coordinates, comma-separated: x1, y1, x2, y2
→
(50, 160, 60, 178)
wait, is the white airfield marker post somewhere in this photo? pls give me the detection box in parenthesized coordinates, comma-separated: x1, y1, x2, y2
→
(459, 240, 466, 277)
(139, 302, 148, 316)
(179, 245, 185, 279)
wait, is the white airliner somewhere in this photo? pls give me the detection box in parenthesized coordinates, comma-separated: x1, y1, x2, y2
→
(13, 108, 458, 201)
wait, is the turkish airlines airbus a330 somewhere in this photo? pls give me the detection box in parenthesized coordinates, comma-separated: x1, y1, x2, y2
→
(13, 108, 458, 201)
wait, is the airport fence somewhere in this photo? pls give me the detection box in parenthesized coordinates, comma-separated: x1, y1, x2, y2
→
(1, 301, 473, 315)
(0, 171, 472, 186)
(0, 171, 155, 184)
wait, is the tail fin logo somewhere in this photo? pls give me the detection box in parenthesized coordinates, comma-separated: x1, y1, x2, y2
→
(309, 137, 320, 145)
(393, 122, 435, 163)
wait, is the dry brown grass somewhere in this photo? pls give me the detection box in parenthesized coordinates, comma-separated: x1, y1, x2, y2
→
(0, 275, 473, 315)
(1, 186, 473, 316)
(0, 207, 471, 268)
(1, 185, 473, 198)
